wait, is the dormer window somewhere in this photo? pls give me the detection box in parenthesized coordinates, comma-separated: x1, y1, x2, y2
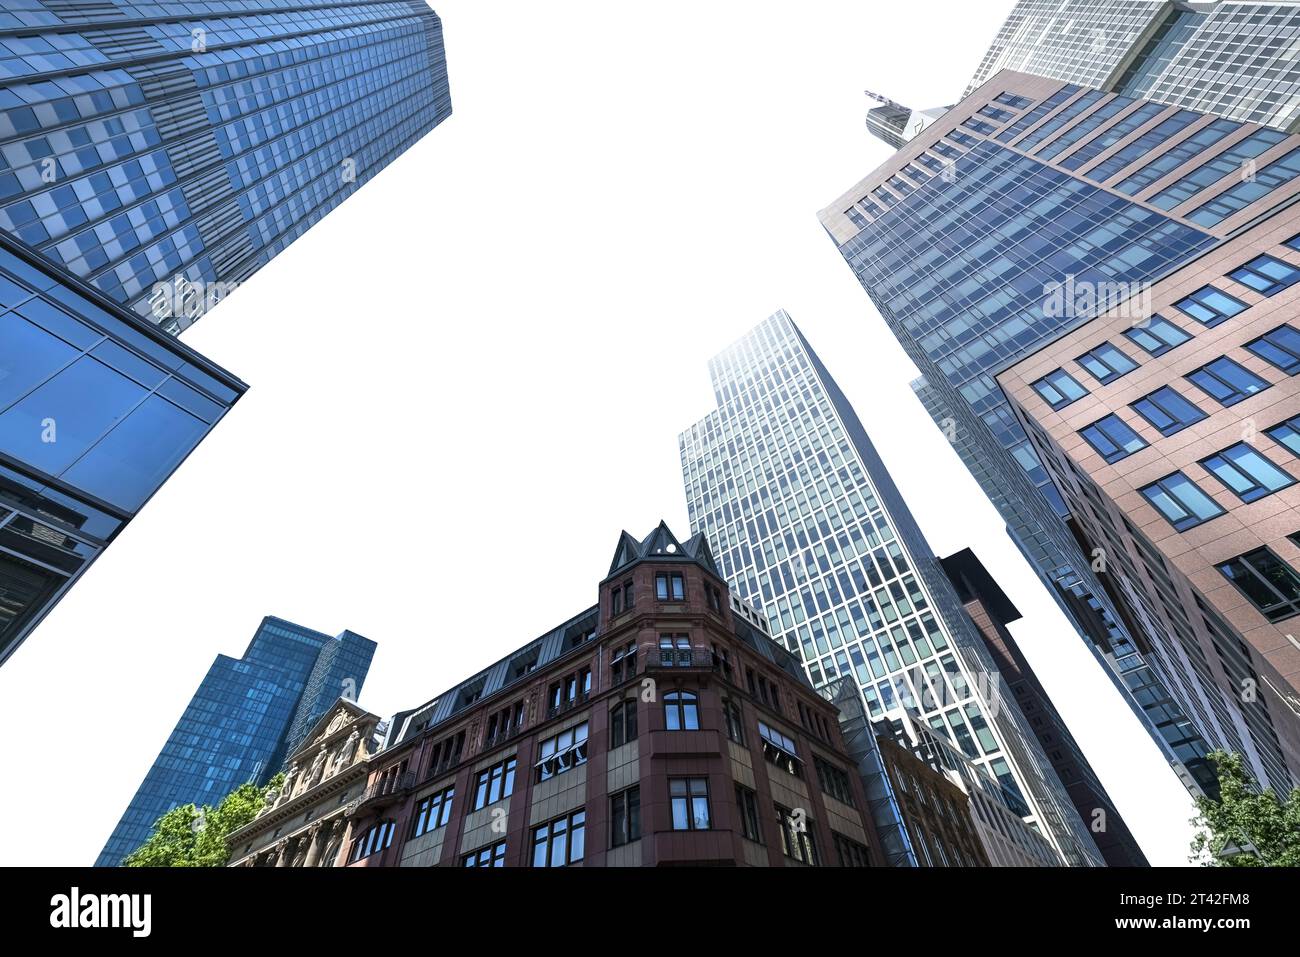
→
(655, 572, 685, 601)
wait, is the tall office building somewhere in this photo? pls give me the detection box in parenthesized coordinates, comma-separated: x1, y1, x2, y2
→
(96, 616, 375, 866)
(679, 311, 1104, 866)
(968, 0, 1300, 132)
(939, 548, 1148, 865)
(0, 1, 451, 331)
(819, 70, 1300, 796)
(865, 91, 950, 150)
(998, 200, 1300, 795)
(0, 229, 244, 667)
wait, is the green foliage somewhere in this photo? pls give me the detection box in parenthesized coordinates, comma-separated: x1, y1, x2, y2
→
(1190, 751, 1300, 866)
(124, 773, 284, 867)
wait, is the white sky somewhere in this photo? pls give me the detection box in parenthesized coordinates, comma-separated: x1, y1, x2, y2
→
(0, 0, 1199, 866)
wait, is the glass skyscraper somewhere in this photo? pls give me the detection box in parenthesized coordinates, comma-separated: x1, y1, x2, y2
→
(679, 310, 1103, 866)
(968, 0, 1300, 131)
(820, 71, 1300, 796)
(0, 228, 244, 667)
(0, 1, 451, 332)
(95, 616, 375, 866)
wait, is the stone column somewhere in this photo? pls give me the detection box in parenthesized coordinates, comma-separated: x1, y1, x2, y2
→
(273, 840, 291, 867)
(302, 822, 325, 867)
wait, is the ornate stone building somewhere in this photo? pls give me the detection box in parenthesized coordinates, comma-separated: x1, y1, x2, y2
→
(227, 699, 381, 867)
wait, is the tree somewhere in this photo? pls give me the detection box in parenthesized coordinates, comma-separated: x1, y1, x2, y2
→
(1189, 751, 1300, 866)
(124, 773, 284, 867)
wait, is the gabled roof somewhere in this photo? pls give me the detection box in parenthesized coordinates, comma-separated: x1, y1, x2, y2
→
(288, 696, 373, 762)
(606, 520, 720, 578)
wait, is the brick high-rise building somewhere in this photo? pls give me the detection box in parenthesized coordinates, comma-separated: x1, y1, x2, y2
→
(998, 202, 1300, 795)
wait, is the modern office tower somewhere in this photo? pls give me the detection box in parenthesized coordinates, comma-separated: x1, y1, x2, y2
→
(967, 0, 1300, 132)
(940, 548, 1148, 865)
(819, 70, 1300, 798)
(679, 311, 1103, 866)
(330, 523, 885, 868)
(998, 201, 1300, 795)
(96, 617, 375, 866)
(0, 230, 244, 667)
(865, 91, 950, 150)
(0, 1, 452, 331)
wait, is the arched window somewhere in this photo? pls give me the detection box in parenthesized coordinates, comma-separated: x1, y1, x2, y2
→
(610, 699, 638, 748)
(664, 690, 699, 731)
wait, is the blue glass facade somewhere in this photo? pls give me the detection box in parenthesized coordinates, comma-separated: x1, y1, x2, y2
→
(0, 230, 244, 666)
(0, 1, 451, 331)
(680, 312, 1103, 866)
(95, 616, 375, 866)
(821, 75, 1300, 798)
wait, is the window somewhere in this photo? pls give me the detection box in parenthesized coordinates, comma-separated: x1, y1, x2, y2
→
(655, 571, 685, 601)
(609, 699, 637, 748)
(1186, 357, 1269, 407)
(758, 720, 801, 777)
(1265, 415, 1300, 457)
(1245, 325, 1300, 375)
(833, 832, 872, 867)
(664, 690, 700, 730)
(735, 785, 762, 843)
(1031, 368, 1087, 409)
(485, 702, 523, 746)
(669, 777, 711, 831)
(1130, 386, 1205, 436)
(610, 786, 641, 847)
(610, 641, 637, 684)
(611, 587, 622, 616)
(1075, 342, 1137, 384)
(426, 730, 465, 778)
(707, 584, 722, 612)
(710, 643, 733, 679)
(1079, 414, 1147, 463)
(536, 722, 589, 782)
(814, 755, 856, 805)
(1217, 548, 1300, 622)
(530, 810, 585, 867)
(1174, 285, 1246, 327)
(1201, 443, 1295, 503)
(658, 633, 692, 667)
(1123, 315, 1190, 357)
(1230, 254, 1300, 296)
(1186, 146, 1300, 227)
(347, 820, 394, 863)
(547, 666, 592, 715)
(410, 785, 454, 838)
(472, 757, 517, 809)
(722, 698, 745, 744)
(775, 804, 818, 865)
(461, 841, 506, 867)
(1140, 473, 1224, 531)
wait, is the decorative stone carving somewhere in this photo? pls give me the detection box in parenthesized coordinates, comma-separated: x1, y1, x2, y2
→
(326, 710, 349, 736)
(307, 746, 328, 786)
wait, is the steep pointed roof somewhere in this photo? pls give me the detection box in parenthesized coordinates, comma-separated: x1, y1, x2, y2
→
(606, 520, 720, 578)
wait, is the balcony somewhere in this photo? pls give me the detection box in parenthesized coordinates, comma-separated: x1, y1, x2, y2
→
(356, 771, 416, 810)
